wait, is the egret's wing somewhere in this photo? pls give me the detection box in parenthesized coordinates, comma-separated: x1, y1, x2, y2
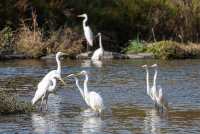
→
(91, 48, 100, 60)
(84, 26, 93, 46)
(32, 81, 49, 105)
(90, 91, 104, 108)
(158, 85, 169, 109)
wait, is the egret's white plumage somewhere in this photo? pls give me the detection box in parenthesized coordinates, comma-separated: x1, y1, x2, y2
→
(78, 13, 94, 47)
(151, 64, 168, 111)
(155, 86, 168, 110)
(91, 33, 104, 61)
(32, 73, 64, 109)
(151, 64, 158, 103)
(32, 52, 67, 110)
(68, 71, 104, 114)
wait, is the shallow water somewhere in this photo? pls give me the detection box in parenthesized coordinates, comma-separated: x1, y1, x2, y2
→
(0, 59, 200, 133)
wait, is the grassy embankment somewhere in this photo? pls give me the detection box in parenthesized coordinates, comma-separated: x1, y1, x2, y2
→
(124, 40, 200, 59)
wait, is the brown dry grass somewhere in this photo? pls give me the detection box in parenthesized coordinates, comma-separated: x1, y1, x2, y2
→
(46, 27, 84, 56)
(179, 43, 200, 58)
(15, 23, 45, 58)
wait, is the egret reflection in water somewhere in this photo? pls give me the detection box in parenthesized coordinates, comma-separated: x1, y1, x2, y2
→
(82, 114, 103, 134)
(144, 109, 168, 134)
(31, 95, 62, 133)
(81, 60, 103, 68)
(92, 60, 103, 68)
(81, 60, 92, 68)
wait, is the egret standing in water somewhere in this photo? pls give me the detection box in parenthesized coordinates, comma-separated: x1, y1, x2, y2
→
(67, 70, 104, 114)
(32, 73, 66, 111)
(78, 13, 94, 52)
(151, 64, 159, 106)
(91, 33, 104, 61)
(151, 64, 168, 111)
(32, 52, 67, 110)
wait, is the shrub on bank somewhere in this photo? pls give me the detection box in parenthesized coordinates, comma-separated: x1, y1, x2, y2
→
(147, 41, 200, 59)
(123, 39, 146, 54)
(0, 91, 35, 114)
(46, 27, 84, 56)
(15, 24, 45, 58)
(14, 24, 84, 58)
(0, 27, 14, 54)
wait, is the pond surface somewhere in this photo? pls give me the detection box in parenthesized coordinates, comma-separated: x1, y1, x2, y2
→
(0, 59, 200, 133)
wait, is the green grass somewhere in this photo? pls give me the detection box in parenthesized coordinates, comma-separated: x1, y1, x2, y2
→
(123, 39, 146, 54)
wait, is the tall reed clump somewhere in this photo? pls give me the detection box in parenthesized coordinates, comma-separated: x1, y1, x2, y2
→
(15, 24, 45, 58)
(46, 27, 84, 56)
(15, 9, 45, 58)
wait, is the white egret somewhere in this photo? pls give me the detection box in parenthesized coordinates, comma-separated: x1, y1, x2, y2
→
(151, 64, 158, 105)
(151, 64, 168, 111)
(78, 13, 94, 51)
(67, 70, 104, 114)
(32, 52, 67, 110)
(91, 33, 104, 61)
(32, 73, 66, 110)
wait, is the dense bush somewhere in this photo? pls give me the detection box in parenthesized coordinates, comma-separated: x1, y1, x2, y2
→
(147, 41, 180, 59)
(123, 39, 146, 54)
(46, 27, 84, 55)
(15, 24, 45, 58)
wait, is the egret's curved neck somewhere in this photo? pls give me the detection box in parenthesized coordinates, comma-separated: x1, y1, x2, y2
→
(74, 77, 84, 98)
(146, 68, 150, 94)
(56, 54, 61, 74)
(83, 73, 89, 97)
(99, 34, 103, 49)
(153, 67, 158, 88)
(83, 16, 88, 28)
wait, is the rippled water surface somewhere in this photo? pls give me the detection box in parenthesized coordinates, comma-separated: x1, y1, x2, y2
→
(0, 59, 200, 133)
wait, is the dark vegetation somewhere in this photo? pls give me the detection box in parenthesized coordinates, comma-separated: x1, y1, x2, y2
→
(0, 0, 200, 59)
(0, 91, 35, 114)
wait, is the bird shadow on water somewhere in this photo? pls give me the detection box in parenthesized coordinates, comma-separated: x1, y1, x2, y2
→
(80, 108, 97, 117)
